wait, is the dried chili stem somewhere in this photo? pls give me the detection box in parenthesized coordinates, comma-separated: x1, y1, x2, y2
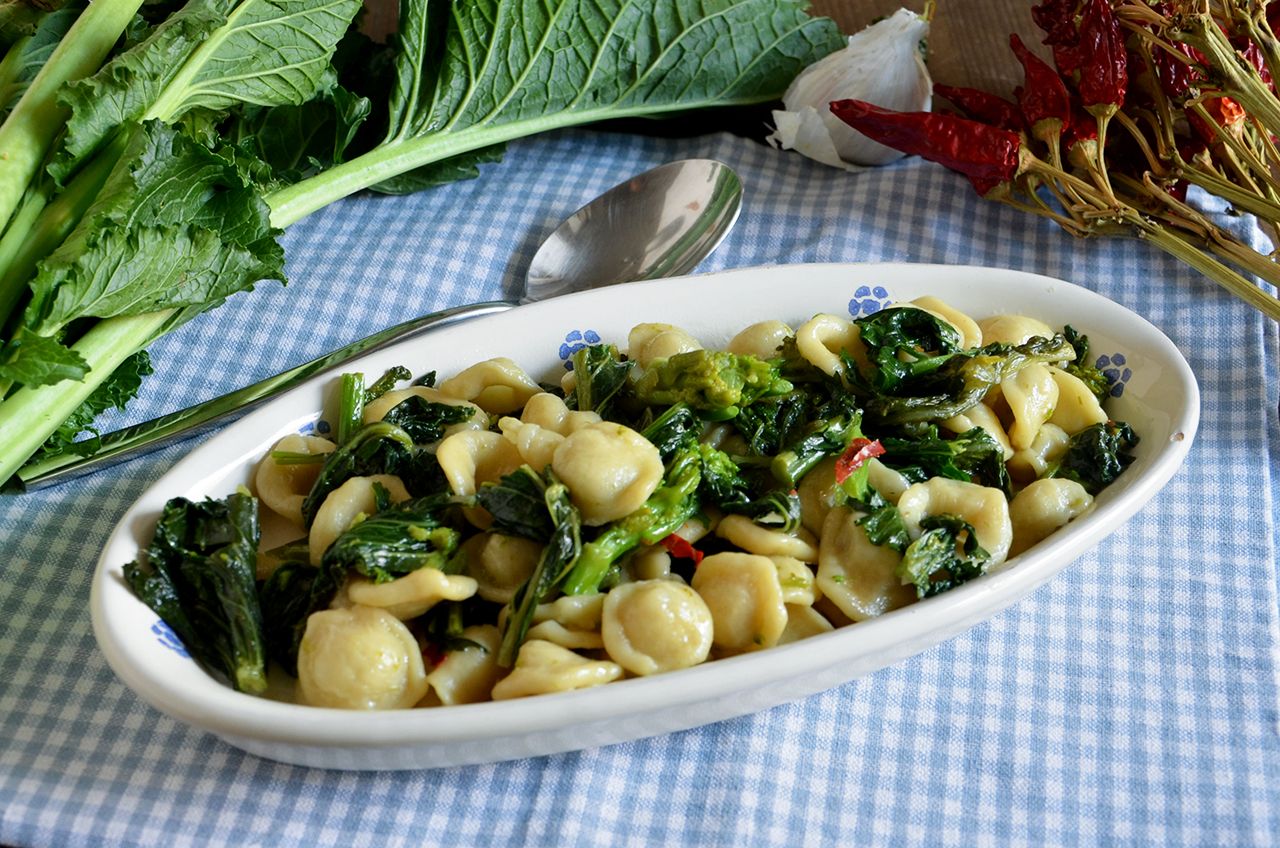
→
(1138, 222, 1280, 319)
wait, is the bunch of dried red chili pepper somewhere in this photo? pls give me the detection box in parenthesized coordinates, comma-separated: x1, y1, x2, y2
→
(831, 0, 1280, 321)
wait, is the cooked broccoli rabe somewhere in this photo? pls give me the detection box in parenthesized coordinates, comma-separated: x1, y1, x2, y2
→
(698, 443, 802, 532)
(364, 366, 413, 402)
(771, 409, 863, 488)
(1048, 420, 1139, 494)
(896, 514, 992, 598)
(863, 334, 1077, 425)
(498, 472, 581, 666)
(259, 559, 334, 676)
(850, 487, 911, 552)
(634, 350, 792, 418)
(880, 426, 1012, 496)
(381, 394, 475, 443)
(477, 465, 560, 541)
(640, 402, 701, 459)
(561, 445, 704, 595)
(320, 494, 461, 582)
(567, 344, 634, 420)
(124, 493, 267, 694)
(853, 306, 963, 391)
(733, 391, 808, 455)
(299, 421, 414, 527)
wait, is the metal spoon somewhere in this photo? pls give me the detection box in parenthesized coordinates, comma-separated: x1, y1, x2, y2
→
(17, 159, 743, 490)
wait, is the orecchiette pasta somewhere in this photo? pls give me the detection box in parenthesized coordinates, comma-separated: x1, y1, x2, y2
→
(520, 392, 602, 435)
(552, 422, 664, 525)
(897, 477, 1014, 565)
(942, 402, 1014, 460)
(794, 313, 868, 377)
(465, 532, 543, 604)
(911, 296, 983, 349)
(628, 323, 702, 367)
(1001, 362, 1060, 451)
(771, 556, 817, 606)
(1007, 423, 1070, 483)
(525, 593, 606, 651)
(601, 580, 714, 675)
(497, 416, 565, 472)
(715, 514, 819, 561)
(490, 640, 623, 700)
(421, 625, 505, 706)
(726, 319, 793, 359)
(777, 604, 835, 645)
(436, 357, 541, 414)
(255, 434, 335, 526)
(1047, 368, 1108, 434)
(437, 430, 524, 497)
(627, 545, 673, 581)
(346, 569, 478, 621)
(309, 474, 411, 565)
(296, 606, 429, 709)
(691, 552, 789, 653)
(1008, 478, 1093, 556)
(815, 506, 914, 621)
(797, 456, 841, 537)
(977, 313, 1055, 346)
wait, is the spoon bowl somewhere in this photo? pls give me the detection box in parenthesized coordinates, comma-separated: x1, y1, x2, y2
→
(525, 159, 742, 300)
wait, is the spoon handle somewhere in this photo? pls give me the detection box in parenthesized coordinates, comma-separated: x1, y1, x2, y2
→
(14, 301, 516, 491)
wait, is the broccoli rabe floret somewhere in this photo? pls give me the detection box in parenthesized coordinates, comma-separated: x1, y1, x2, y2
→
(634, 350, 792, 418)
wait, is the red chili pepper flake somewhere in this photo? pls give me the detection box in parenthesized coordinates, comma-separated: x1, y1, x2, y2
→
(1077, 0, 1127, 114)
(1010, 34, 1073, 141)
(661, 533, 704, 565)
(834, 438, 885, 485)
(422, 642, 445, 669)
(829, 100, 1024, 193)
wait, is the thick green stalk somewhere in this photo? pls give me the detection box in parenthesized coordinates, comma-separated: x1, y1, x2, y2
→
(0, 34, 29, 103)
(0, 181, 49, 326)
(0, 136, 122, 329)
(0, 0, 143, 232)
(266, 94, 771, 227)
(0, 310, 173, 483)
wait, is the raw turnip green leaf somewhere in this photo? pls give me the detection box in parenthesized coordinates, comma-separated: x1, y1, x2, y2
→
(28, 120, 284, 335)
(51, 0, 363, 182)
(0, 331, 88, 386)
(268, 0, 845, 223)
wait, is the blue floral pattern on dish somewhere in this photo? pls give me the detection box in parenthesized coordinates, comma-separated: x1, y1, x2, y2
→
(152, 620, 190, 658)
(559, 329, 602, 370)
(848, 285, 891, 317)
(1096, 352, 1132, 398)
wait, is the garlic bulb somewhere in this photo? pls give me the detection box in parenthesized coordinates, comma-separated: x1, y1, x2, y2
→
(769, 8, 932, 169)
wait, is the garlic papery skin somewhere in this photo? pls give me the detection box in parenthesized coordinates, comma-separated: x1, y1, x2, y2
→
(769, 8, 932, 169)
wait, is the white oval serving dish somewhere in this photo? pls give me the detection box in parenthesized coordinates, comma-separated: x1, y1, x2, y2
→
(92, 262, 1199, 771)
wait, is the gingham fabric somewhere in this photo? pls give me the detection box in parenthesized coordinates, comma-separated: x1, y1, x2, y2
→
(1, 127, 1277, 848)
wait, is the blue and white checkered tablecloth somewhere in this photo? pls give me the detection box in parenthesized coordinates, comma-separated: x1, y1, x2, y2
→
(1, 127, 1277, 847)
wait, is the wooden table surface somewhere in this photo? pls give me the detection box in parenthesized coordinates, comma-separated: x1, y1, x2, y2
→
(814, 0, 1035, 96)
